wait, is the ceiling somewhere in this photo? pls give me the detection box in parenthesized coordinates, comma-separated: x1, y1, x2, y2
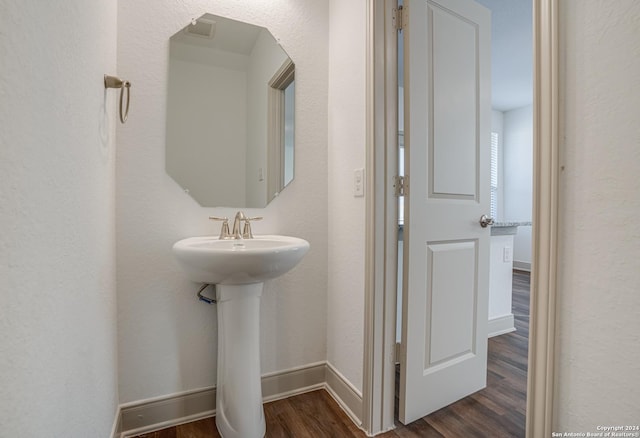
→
(475, 0, 533, 112)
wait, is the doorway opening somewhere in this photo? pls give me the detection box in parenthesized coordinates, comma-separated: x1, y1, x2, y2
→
(362, 0, 559, 435)
(393, 0, 533, 434)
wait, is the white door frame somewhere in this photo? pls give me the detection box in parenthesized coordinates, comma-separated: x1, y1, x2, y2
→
(362, 0, 560, 436)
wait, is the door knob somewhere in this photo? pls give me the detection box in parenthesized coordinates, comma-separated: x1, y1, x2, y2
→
(479, 214, 494, 228)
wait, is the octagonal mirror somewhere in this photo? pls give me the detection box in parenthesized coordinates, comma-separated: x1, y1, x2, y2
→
(166, 14, 295, 208)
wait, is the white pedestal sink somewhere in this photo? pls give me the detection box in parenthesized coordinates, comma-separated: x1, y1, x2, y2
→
(172, 235, 309, 438)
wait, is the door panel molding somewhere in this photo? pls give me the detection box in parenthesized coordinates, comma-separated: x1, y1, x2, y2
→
(426, 240, 478, 368)
(429, 3, 480, 199)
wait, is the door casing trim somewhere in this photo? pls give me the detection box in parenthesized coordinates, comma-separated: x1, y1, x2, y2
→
(526, 1, 559, 436)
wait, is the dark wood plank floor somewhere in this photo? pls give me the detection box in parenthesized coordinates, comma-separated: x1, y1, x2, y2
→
(130, 390, 365, 438)
(132, 271, 530, 438)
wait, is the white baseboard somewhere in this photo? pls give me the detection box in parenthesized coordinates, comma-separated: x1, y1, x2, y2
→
(324, 362, 364, 427)
(110, 405, 121, 438)
(116, 361, 335, 437)
(119, 386, 216, 437)
(488, 314, 516, 338)
(262, 361, 327, 403)
(513, 261, 531, 272)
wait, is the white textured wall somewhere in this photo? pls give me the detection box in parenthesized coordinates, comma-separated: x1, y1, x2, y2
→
(556, 0, 640, 430)
(327, 0, 367, 393)
(116, 0, 328, 404)
(0, 1, 118, 436)
(503, 104, 532, 265)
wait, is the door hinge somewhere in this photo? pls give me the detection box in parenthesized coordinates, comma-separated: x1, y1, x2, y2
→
(395, 342, 402, 364)
(393, 5, 405, 31)
(394, 175, 408, 197)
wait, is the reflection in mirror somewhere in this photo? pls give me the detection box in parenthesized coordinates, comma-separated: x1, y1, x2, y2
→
(166, 14, 295, 208)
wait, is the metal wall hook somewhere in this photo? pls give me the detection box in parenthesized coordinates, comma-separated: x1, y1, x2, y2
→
(104, 74, 131, 123)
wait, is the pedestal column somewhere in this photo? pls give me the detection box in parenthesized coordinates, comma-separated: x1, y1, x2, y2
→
(215, 283, 265, 438)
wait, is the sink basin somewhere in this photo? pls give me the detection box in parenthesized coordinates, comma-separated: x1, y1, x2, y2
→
(172, 235, 309, 285)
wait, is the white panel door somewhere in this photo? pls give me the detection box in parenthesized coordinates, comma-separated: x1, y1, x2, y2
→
(399, 0, 491, 424)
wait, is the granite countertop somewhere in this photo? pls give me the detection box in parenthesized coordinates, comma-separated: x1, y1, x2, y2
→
(491, 221, 531, 236)
(493, 221, 532, 227)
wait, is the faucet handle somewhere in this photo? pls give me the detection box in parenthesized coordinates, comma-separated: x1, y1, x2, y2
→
(242, 216, 263, 239)
(209, 216, 231, 239)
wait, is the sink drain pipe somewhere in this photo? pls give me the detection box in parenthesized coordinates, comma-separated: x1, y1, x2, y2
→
(197, 284, 217, 304)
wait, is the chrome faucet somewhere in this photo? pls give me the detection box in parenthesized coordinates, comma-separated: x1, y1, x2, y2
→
(210, 211, 262, 239)
(231, 211, 247, 239)
(233, 211, 263, 239)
